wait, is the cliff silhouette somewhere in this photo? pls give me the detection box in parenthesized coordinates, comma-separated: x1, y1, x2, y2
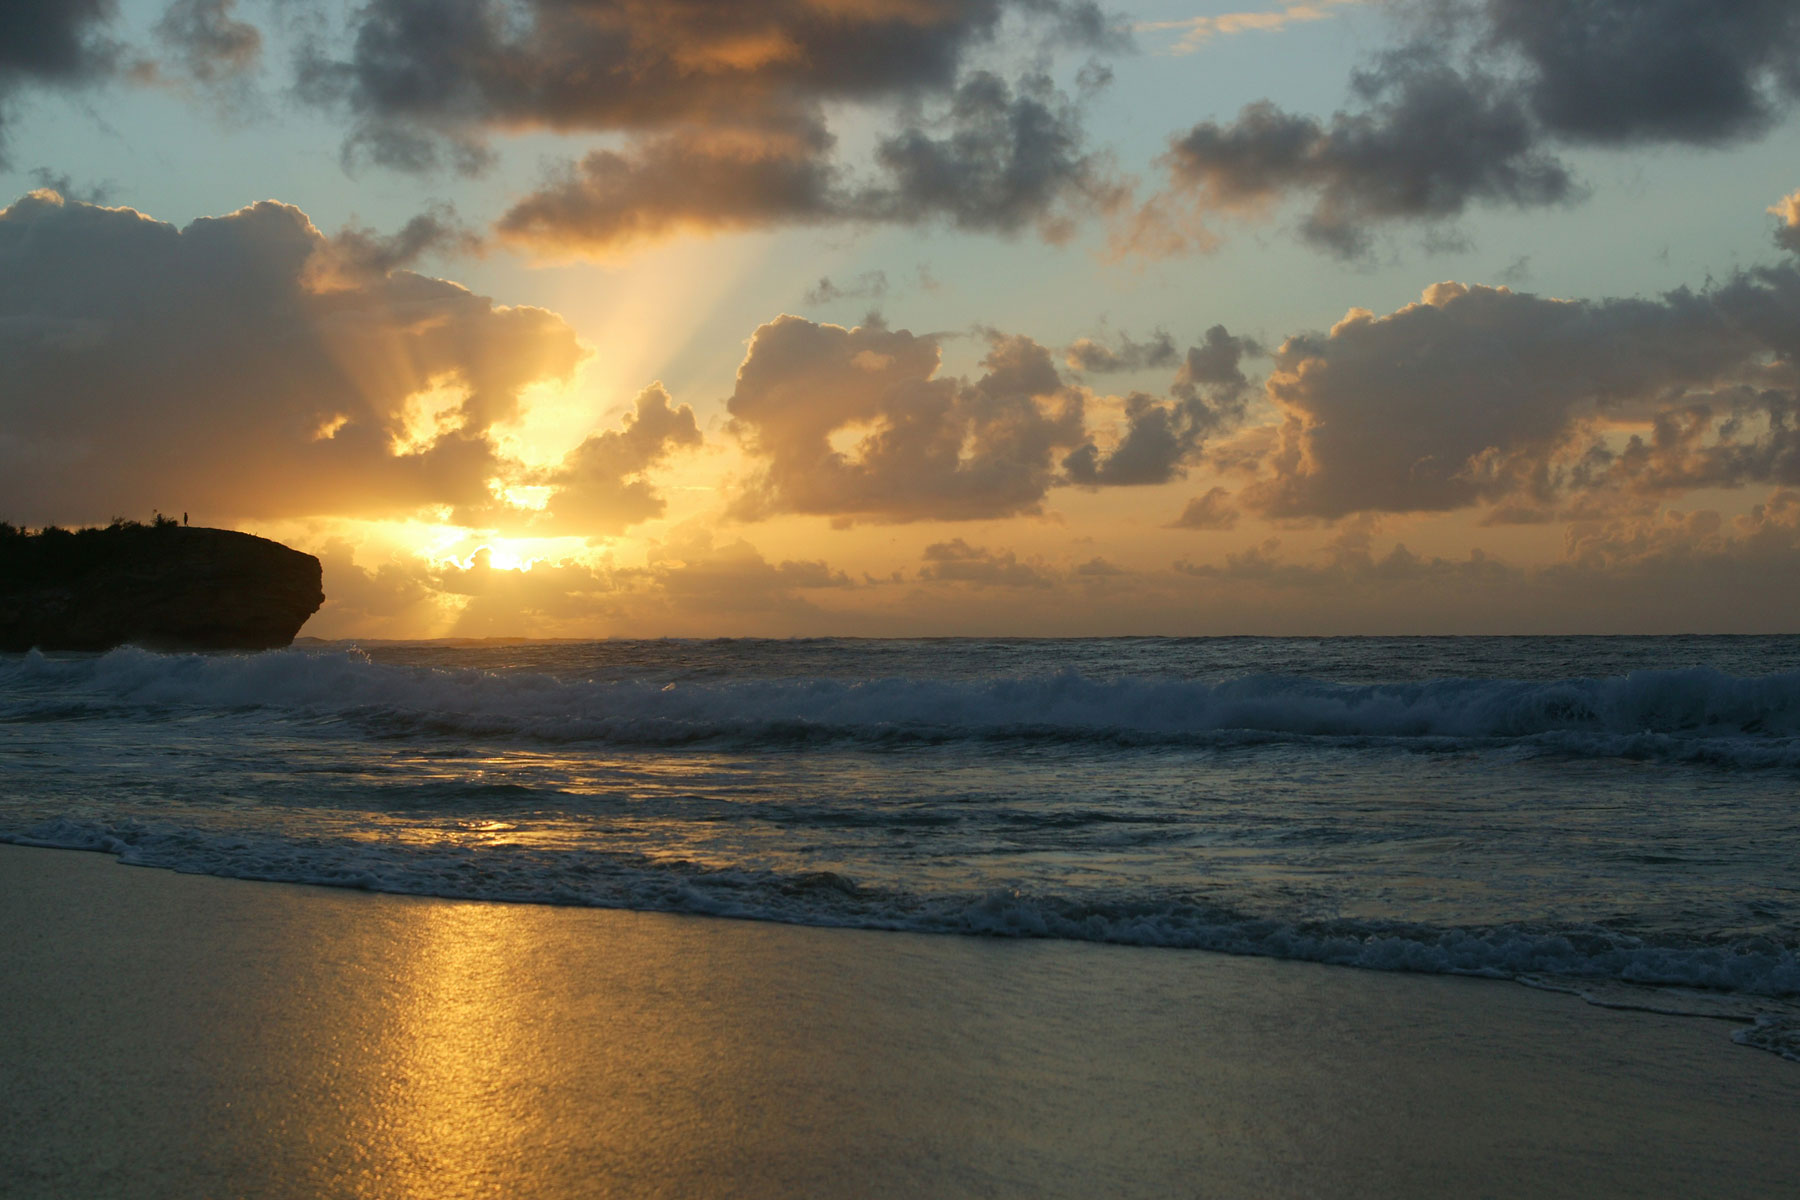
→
(0, 518, 324, 651)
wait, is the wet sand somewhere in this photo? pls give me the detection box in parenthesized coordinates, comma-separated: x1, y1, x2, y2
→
(2, 843, 1796, 1198)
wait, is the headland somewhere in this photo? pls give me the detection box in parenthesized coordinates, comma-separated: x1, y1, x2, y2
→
(0, 519, 323, 651)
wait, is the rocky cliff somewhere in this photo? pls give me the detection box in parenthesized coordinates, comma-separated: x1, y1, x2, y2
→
(0, 523, 324, 651)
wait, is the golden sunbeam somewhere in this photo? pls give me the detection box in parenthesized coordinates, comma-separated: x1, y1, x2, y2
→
(491, 236, 776, 472)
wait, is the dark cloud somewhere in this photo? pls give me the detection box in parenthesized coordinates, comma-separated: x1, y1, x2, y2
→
(292, 0, 1118, 248)
(327, 208, 482, 275)
(25, 168, 114, 204)
(1240, 261, 1800, 519)
(1161, 49, 1576, 257)
(496, 123, 841, 253)
(153, 0, 261, 86)
(0, 0, 115, 81)
(726, 315, 1085, 524)
(0, 191, 587, 525)
(299, 0, 1109, 166)
(1063, 325, 1255, 486)
(1146, 1, 1800, 255)
(0, 0, 118, 163)
(1477, 0, 1800, 146)
(860, 70, 1116, 241)
(497, 72, 1114, 255)
(1065, 329, 1177, 373)
(917, 538, 1051, 587)
(805, 271, 889, 306)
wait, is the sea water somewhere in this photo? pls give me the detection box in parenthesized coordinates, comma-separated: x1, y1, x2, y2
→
(4, 637, 1799, 1056)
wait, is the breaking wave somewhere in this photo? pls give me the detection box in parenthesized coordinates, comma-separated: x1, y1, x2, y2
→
(6, 646, 1800, 764)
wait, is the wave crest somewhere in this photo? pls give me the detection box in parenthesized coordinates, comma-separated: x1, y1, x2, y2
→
(6, 647, 1800, 762)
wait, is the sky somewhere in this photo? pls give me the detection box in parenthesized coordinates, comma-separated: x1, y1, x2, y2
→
(4, 0, 1800, 637)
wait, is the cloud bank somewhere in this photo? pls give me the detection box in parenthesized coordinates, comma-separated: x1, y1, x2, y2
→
(0, 191, 695, 532)
(724, 315, 1254, 521)
(1241, 253, 1800, 518)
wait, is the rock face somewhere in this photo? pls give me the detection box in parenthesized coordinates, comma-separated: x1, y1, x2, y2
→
(0, 524, 324, 651)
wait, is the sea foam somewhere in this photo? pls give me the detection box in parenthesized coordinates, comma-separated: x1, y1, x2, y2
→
(8, 813, 1799, 1001)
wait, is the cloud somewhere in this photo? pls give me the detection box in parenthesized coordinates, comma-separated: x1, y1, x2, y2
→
(0, 0, 118, 163)
(858, 70, 1118, 242)
(326, 207, 482, 275)
(1062, 325, 1256, 486)
(25, 167, 114, 204)
(805, 271, 890, 306)
(1169, 486, 1239, 530)
(1562, 394, 1800, 502)
(1558, 489, 1800, 574)
(1237, 253, 1800, 518)
(1141, 1, 1800, 254)
(290, 0, 1121, 250)
(301, 0, 1102, 139)
(1772, 190, 1800, 254)
(648, 532, 852, 615)
(495, 120, 845, 253)
(151, 0, 261, 86)
(9, 2, 1122, 250)
(1139, 0, 1368, 56)
(311, 528, 855, 637)
(533, 383, 703, 535)
(1065, 329, 1177, 373)
(0, 0, 115, 79)
(726, 315, 1085, 523)
(1155, 50, 1577, 257)
(1480, 0, 1800, 146)
(0, 190, 588, 525)
(917, 538, 1052, 587)
(497, 72, 1116, 255)
(724, 314, 1259, 518)
(1156, 488, 1800, 632)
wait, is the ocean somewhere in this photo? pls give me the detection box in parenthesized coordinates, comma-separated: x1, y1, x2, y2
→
(5, 636, 1799, 1058)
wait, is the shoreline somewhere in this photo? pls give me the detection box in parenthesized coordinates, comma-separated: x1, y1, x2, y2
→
(4, 842, 1798, 1198)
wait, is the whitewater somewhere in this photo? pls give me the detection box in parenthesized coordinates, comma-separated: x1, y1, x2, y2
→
(5, 636, 1799, 1056)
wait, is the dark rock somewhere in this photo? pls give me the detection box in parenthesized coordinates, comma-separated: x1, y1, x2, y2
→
(0, 524, 324, 651)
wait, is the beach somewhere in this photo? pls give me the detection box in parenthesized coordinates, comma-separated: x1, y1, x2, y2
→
(4, 843, 1796, 1199)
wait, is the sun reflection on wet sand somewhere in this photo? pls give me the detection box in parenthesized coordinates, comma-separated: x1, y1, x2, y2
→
(358, 902, 546, 1198)
(8, 846, 1800, 1198)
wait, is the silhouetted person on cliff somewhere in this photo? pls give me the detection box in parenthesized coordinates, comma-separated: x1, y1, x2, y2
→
(183, 512, 188, 526)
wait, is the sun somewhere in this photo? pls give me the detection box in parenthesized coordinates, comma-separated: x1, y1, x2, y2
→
(471, 540, 536, 572)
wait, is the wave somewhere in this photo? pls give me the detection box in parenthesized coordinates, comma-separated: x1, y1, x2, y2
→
(9, 815, 1799, 1006)
(7, 646, 1800, 762)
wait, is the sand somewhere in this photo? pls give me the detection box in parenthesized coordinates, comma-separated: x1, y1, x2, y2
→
(2, 843, 1796, 1198)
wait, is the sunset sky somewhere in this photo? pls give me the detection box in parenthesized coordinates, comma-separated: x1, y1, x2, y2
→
(5, 0, 1800, 636)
